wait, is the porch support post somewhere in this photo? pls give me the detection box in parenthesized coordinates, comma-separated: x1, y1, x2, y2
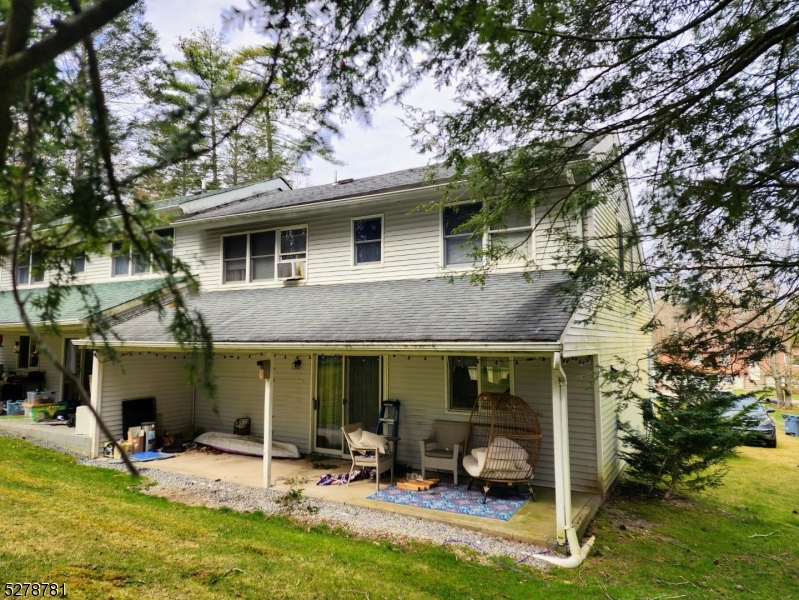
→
(552, 351, 572, 543)
(263, 353, 274, 489)
(89, 351, 104, 458)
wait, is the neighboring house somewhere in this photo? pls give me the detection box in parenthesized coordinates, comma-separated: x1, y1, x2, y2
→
(0, 178, 288, 406)
(0, 135, 651, 543)
(653, 299, 797, 399)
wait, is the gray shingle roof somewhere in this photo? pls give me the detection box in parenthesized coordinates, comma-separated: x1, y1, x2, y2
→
(177, 164, 454, 224)
(0, 278, 169, 325)
(101, 271, 575, 345)
(175, 135, 606, 225)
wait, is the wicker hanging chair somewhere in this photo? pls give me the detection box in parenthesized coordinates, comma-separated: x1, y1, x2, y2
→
(463, 392, 543, 503)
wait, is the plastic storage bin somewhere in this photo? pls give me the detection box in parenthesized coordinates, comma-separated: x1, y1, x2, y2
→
(783, 413, 799, 437)
(5, 400, 24, 416)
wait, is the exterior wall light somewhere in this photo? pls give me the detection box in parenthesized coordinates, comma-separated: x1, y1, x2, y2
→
(292, 357, 302, 370)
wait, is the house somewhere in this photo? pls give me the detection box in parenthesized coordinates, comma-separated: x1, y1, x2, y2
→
(0, 179, 287, 451)
(0, 135, 651, 547)
(653, 299, 797, 403)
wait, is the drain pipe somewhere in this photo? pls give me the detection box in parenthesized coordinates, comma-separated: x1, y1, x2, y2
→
(533, 352, 595, 568)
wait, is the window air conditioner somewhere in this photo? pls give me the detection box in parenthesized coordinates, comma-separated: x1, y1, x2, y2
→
(276, 259, 305, 281)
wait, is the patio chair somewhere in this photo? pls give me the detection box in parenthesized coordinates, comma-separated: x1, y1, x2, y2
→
(418, 420, 470, 485)
(463, 392, 543, 503)
(341, 422, 395, 491)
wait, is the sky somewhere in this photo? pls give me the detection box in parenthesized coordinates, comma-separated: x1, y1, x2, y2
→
(145, 0, 447, 187)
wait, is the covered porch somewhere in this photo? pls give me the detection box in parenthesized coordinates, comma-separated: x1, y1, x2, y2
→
(77, 273, 609, 546)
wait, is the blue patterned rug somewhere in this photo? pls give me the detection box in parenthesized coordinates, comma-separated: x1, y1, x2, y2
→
(367, 482, 530, 520)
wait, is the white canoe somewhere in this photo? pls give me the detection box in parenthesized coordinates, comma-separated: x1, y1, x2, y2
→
(194, 432, 301, 459)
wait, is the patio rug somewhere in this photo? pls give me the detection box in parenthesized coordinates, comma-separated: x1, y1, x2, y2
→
(367, 482, 530, 521)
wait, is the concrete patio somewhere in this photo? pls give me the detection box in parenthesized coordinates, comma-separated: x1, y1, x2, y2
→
(0, 415, 92, 455)
(137, 450, 602, 546)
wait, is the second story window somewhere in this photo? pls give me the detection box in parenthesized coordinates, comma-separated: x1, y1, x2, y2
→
(443, 203, 482, 267)
(17, 253, 44, 285)
(223, 235, 247, 282)
(353, 216, 382, 264)
(72, 254, 86, 274)
(489, 207, 533, 260)
(617, 221, 634, 273)
(280, 228, 307, 261)
(112, 228, 174, 277)
(112, 242, 130, 276)
(223, 227, 307, 284)
(250, 231, 276, 280)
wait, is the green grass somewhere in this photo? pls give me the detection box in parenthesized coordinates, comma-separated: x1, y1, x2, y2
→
(1, 412, 798, 599)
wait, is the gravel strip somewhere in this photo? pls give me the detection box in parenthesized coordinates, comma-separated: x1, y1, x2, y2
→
(0, 430, 550, 568)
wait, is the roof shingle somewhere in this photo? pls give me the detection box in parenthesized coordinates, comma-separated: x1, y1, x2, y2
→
(100, 271, 575, 345)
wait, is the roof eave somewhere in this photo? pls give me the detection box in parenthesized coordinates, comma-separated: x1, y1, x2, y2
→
(70, 339, 563, 354)
(174, 177, 458, 227)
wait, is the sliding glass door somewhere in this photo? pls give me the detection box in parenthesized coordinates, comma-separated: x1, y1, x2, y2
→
(314, 355, 382, 455)
(315, 355, 344, 454)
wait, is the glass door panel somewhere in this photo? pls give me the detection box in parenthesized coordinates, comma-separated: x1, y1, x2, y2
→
(315, 355, 344, 453)
(346, 356, 381, 433)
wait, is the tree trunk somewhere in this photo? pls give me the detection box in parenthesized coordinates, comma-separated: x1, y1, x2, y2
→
(210, 103, 218, 185)
(265, 98, 273, 163)
(771, 356, 785, 408)
(232, 135, 238, 186)
(664, 467, 681, 500)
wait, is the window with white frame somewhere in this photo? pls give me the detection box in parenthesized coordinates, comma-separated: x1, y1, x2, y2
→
(112, 228, 174, 277)
(71, 254, 86, 274)
(223, 226, 306, 284)
(488, 206, 533, 260)
(279, 228, 307, 261)
(448, 356, 511, 410)
(617, 221, 635, 273)
(16, 253, 44, 285)
(154, 228, 174, 269)
(353, 216, 382, 264)
(443, 203, 482, 267)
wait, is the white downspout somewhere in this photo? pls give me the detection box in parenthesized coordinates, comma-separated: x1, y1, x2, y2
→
(533, 352, 595, 568)
(263, 353, 274, 489)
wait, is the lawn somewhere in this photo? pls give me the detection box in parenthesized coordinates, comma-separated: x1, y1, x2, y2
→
(1, 413, 797, 599)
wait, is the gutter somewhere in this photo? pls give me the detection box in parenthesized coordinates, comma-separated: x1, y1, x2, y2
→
(69, 339, 563, 354)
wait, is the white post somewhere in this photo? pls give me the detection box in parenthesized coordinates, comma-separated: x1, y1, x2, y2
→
(552, 352, 572, 543)
(263, 354, 274, 488)
(89, 352, 104, 458)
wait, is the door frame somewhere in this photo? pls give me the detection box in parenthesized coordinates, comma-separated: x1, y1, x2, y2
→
(311, 353, 384, 457)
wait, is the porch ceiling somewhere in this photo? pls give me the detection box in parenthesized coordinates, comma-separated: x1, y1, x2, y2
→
(87, 271, 576, 346)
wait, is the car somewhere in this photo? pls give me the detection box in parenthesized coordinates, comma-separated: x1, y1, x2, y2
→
(724, 396, 778, 448)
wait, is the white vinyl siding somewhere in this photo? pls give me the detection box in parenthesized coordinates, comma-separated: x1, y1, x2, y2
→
(270, 355, 312, 452)
(560, 172, 651, 493)
(97, 353, 194, 443)
(193, 355, 265, 437)
(534, 190, 583, 269)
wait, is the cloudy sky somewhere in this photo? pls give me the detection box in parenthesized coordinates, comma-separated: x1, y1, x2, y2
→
(145, 0, 448, 187)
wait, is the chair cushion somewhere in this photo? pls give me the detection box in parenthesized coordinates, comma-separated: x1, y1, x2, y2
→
(358, 430, 388, 454)
(463, 455, 482, 477)
(348, 428, 363, 445)
(487, 437, 529, 462)
(471, 447, 487, 469)
(425, 448, 454, 459)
